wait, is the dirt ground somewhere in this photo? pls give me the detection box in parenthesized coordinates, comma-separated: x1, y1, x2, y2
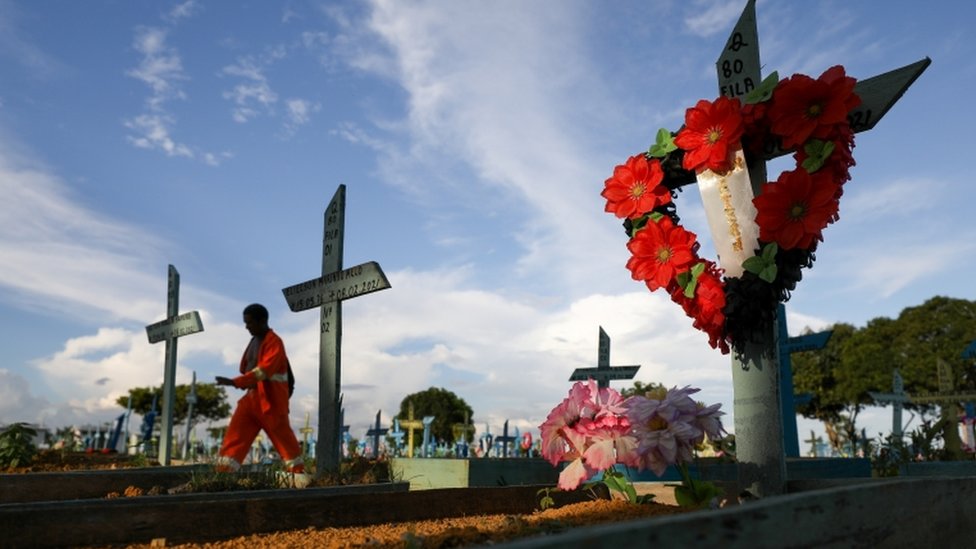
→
(2, 449, 143, 473)
(10, 452, 693, 548)
(116, 494, 688, 548)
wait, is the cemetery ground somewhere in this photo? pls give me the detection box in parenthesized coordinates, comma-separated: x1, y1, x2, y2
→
(0, 450, 694, 548)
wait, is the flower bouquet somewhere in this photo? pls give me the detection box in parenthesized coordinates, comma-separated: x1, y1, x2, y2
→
(540, 380, 725, 508)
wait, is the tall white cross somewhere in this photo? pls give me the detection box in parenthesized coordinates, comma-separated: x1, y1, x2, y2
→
(144, 265, 204, 465)
(282, 185, 391, 474)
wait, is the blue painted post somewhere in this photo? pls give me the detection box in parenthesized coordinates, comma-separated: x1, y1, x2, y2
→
(777, 303, 833, 457)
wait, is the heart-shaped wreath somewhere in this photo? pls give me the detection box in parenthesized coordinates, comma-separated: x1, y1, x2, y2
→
(601, 66, 860, 355)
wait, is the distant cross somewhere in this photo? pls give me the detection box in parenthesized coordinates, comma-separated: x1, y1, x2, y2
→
(365, 410, 388, 459)
(568, 327, 640, 389)
(421, 416, 436, 458)
(495, 420, 516, 459)
(281, 184, 392, 474)
(299, 412, 315, 456)
(712, 0, 928, 496)
(144, 264, 204, 466)
(804, 431, 822, 458)
(452, 411, 476, 446)
(777, 304, 833, 457)
(480, 423, 493, 457)
(389, 419, 405, 456)
(908, 359, 976, 458)
(398, 403, 425, 458)
(868, 369, 911, 439)
(181, 371, 198, 460)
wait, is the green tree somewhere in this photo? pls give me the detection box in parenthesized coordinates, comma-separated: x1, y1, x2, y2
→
(398, 387, 474, 446)
(793, 297, 976, 456)
(792, 323, 862, 451)
(116, 384, 232, 425)
(620, 380, 666, 398)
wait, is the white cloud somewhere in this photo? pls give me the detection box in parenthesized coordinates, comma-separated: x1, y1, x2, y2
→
(0, 142, 171, 321)
(127, 26, 187, 111)
(336, 1, 631, 296)
(683, 1, 744, 38)
(0, 369, 53, 425)
(166, 0, 200, 23)
(123, 23, 220, 164)
(220, 48, 289, 123)
(124, 113, 193, 158)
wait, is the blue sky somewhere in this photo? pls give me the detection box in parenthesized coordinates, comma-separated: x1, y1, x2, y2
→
(1, 0, 973, 452)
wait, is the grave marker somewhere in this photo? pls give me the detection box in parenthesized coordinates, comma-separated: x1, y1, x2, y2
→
(495, 420, 516, 458)
(452, 411, 476, 445)
(281, 185, 391, 474)
(299, 412, 314, 456)
(365, 410, 388, 459)
(777, 304, 833, 457)
(568, 327, 640, 389)
(144, 265, 204, 465)
(908, 359, 976, 459)
(389, 419, 405, 456)
(398, 403, 425, 458)
(421, 416, 435, 458)
(868, 369, 910, 439)
(181, 372, 197, 460)
(714, 0, 927, 496)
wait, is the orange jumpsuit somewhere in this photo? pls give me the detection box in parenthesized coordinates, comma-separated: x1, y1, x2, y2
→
(216, 329, 304, 473)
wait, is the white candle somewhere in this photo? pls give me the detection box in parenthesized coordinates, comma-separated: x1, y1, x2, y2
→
(695, 149, 760, 278)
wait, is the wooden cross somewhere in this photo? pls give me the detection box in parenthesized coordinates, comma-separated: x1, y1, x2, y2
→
(181, 371, 198, 460)
(364, 410, 388, 459)
(907, 359, 976, 459)
(777, 303, 833, 457)
(452, 411, 476, 444)
(420, 415, 435, 458)
(281, 185, 392, 474)
(144, 264, 204, 465)
(299, 411, 315, 456)
(389, 418, 405, 455)
(398, 402, 425, 458)
(494, 420, 516, 458)
(868, 369, 910, 439)
(569, 327, 640, 389)
(714, 0, 928, 496)
(803, 430, 823, 457)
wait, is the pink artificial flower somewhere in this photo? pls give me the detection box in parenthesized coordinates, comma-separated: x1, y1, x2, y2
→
(538, 380, 638, 490)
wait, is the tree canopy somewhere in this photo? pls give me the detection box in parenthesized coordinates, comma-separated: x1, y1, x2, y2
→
(619, 380, 666, 399)
(397, 387, 474, 445)
(792, 296, 976, 453)
(116, 384, 232, 425)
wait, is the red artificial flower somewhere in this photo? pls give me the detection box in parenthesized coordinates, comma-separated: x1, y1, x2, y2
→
(668, 260, 728, 352)
(626, 217, 698, 291)
(754, 169, 840, 250)
(601, 155, 670, 219)
(740, 101, 770, 158)
(768, 66, 860, 149)
(674, 96, 744, 174)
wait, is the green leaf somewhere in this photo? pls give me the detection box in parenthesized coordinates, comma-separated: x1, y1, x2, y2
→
(801, 139, 836, 173)
(648, 128, 677, 158)
(677, 262, 707, 298)
(743, 243, 778, 283)
(745, 71, 779, 104)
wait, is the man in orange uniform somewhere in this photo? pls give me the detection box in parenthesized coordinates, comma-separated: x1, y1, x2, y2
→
(215, 303, 305, 475)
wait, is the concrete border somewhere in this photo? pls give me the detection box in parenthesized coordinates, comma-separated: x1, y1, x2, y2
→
(488, 477, 976, 548)
(0, 483, 600, 548)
